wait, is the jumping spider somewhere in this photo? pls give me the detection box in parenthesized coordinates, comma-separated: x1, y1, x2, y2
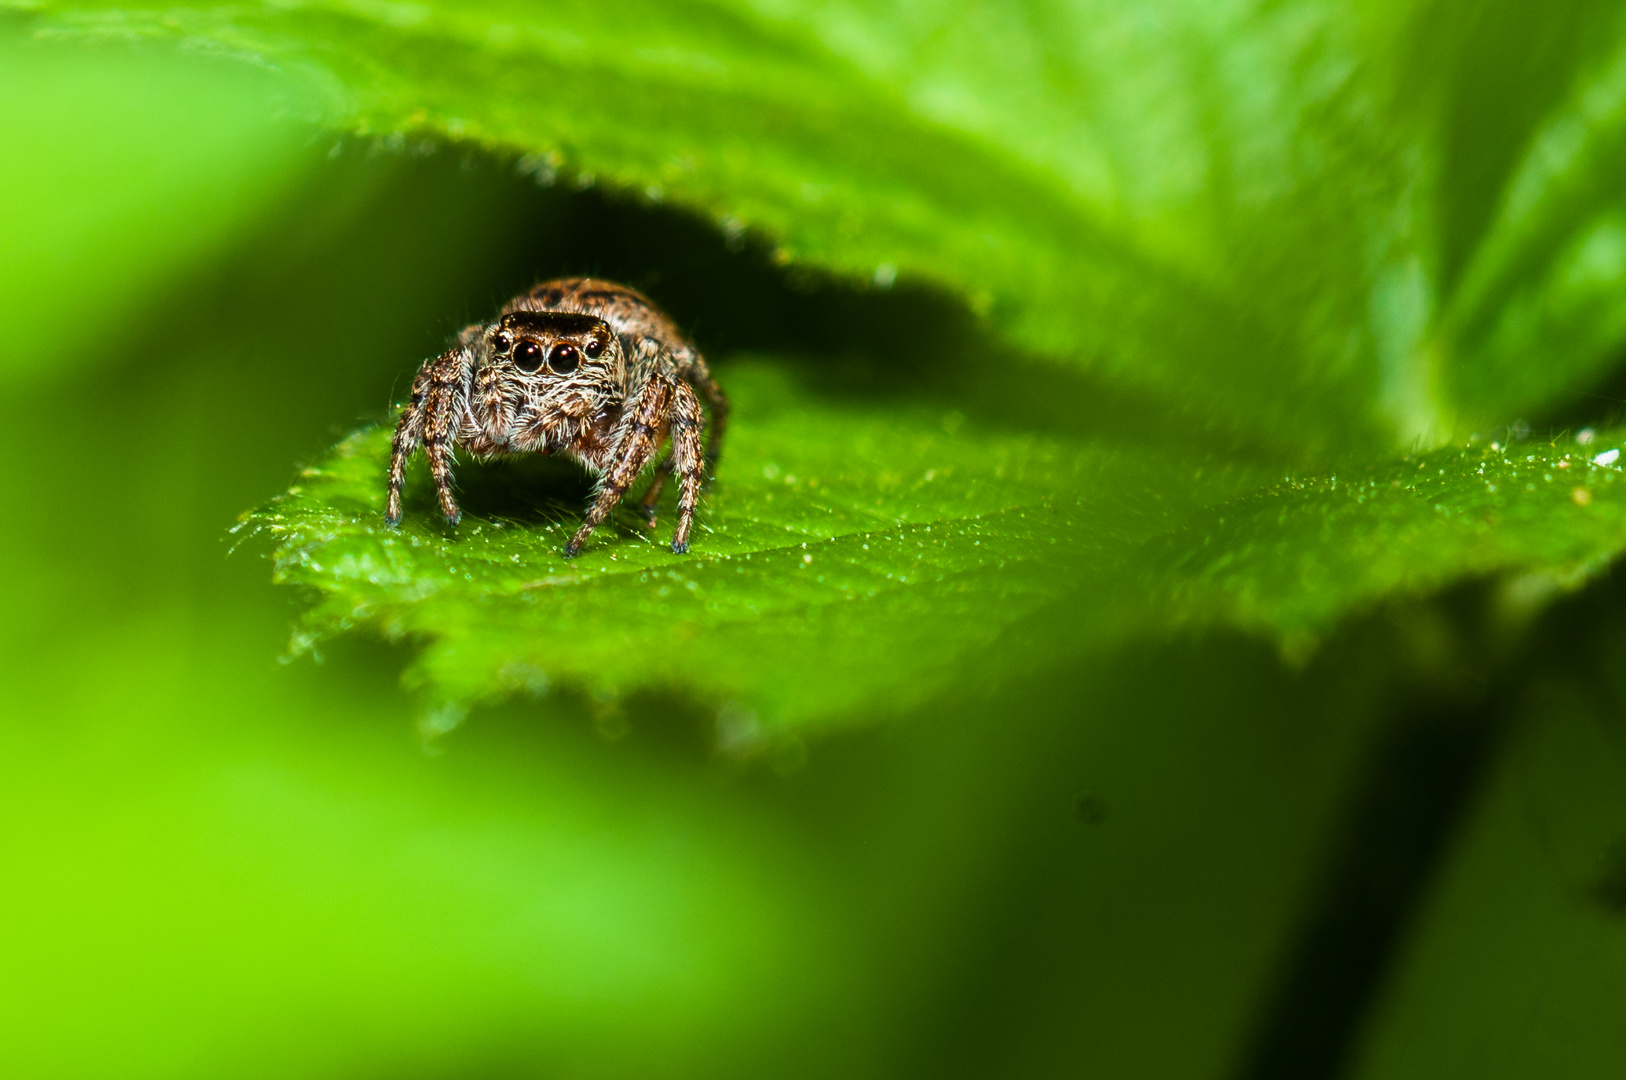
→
(385, 278, 728, 556)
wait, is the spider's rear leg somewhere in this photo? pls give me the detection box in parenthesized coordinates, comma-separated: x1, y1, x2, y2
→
(564, 380, 674, 558)
(678, 349, 729, 481)
(667, 381, 707, 554)
(638, 458, 675, 528)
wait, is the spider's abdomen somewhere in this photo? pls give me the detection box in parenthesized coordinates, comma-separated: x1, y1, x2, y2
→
(505, 277, 688, 354)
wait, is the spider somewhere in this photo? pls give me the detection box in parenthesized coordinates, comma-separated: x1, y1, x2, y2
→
(384, 278, 728, 556)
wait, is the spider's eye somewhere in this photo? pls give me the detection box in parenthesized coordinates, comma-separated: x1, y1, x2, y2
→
(513, 340, 544, 372)
(583, 337, 605, 359)
(491, 332, 512, 354)
(548, 342, 580, 374)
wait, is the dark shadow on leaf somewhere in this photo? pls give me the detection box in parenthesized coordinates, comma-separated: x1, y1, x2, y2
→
(402, 451, 597, 528)
(109, 138, 1294, 485)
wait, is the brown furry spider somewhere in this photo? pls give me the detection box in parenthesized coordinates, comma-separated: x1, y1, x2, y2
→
(385, 278, 728, 556)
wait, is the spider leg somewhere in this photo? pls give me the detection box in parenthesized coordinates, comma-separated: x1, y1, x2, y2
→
(384, 365, 433, 526)
(564, 378, 674, 558)
(667, 380, 706, 554)
(637, 457, 675, 528)
(421, 348, 469, 525)
(676, 346, 729, 478)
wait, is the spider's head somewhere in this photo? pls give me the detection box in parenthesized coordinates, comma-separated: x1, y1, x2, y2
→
(486, 311, 617, 379)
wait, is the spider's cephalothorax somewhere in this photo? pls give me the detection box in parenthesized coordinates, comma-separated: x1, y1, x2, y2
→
(384, 278, 728, 556)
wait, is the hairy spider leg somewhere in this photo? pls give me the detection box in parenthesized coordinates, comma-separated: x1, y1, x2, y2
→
(421, 348, 469, 525)
(564, 377, 675, 557)
(667, 380, 706, 553)
(473, 348, 508, 435)
(384, 363, 435, 526)
(638, 458, 675, 526)
(674, 345, 730, 476)
(635, 358, 718, 538)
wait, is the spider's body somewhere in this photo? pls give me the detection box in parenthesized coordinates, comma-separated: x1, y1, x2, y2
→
(385, 278, 728, 556)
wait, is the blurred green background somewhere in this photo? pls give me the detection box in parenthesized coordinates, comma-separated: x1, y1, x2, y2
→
(6, 6, 1626, 1078)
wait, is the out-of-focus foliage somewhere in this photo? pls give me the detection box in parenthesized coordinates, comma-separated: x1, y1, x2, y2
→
(0, 34, 311, 381)
(7, 2, 1626, 1078)
(1350, 666, 1626, 1080)
(15, 0, 1626, 450)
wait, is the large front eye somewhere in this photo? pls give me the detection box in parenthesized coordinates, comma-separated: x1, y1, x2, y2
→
(548, 342, 580, 374)
(514, 340, 544, 372)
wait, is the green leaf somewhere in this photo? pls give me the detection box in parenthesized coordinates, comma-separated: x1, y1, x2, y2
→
(0, 0, 1511, 449)
(1398, 1, 1626, 427)
(21, 1, 1626, 438)
(20, 2, 1626, 727)
(243, 350, 1626, 735)
(243, 360, 1271, 736)
(1150, 435, 1626, 638)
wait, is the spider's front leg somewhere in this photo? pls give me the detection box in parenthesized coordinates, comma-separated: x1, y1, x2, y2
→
(385, 365, 432, 526)
(386, 347, 469, 527)
(564, 378, 674, 558)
